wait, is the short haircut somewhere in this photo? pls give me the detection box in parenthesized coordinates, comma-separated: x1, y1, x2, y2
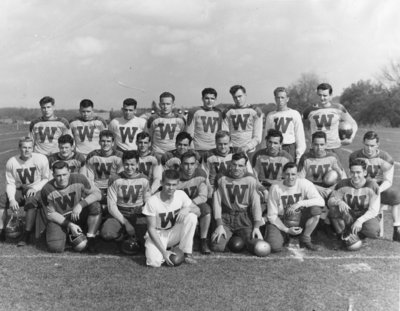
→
(229, 85, 246, 96)
(349, 158, 367, 170)
(215, 130, 231, 141)
(202, 88, 217, 98)
(18, 137, 34, 147)
(363, 131, 379, 143)
(181, 150, 198, 163)
(162, 169, 180, 181)
(58, 134, 74, 146)
(273, 87, 288, 96)
(317, 83, 333, 95)
(312, 131, 327, 143)
(231, 152, 248, 164)
(52, 161, 69, 172)
(122, 150, 139, 163)
(136, 131, 151, 142)
(39, 96, 54, 106)
(159, 92, 175, 102)
(266, 129, 283, 144)
(283, 162, 297, 172)
(123, 98, 137, 108)
(99, 129, 115, 141)
(176, 132, 192, 144)
(79, 99, 94, 108)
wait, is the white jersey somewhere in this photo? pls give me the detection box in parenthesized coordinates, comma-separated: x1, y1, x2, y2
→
(108, 116, 147, 151)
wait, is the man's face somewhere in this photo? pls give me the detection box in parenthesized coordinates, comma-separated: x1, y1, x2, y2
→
(54, 167, 70, 188)
(202, 93, 216, 110)
(181, 156, 197, 177)
(230, 158, 247, 178)
(350, 165, 367, 186)
(19, 142, 33, 159)
(123, 158, 138, 177)
(99, 136, 114, 153)
(159, 97, 174, 115)
(176, 138, 190, 155)
(312, 138, 327, 157)
(266, 136, 281, 156)
(216, 136, 230, 155)
(274, 91, 289, 110)
(122, 104, 135, 120)
(283, 167, 298, 187)
(317, 89, 332, 106)
(363, 138, 379, 157)
(232, 89, 247, 108)
(136, 137, 151, 154)
(80, 106, 94, 121)
(59, 143, 74, 159)
(41, 103, 55, 119)
(162, 178, 179, 197)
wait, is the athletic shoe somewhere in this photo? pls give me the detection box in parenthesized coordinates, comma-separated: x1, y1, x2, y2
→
(184, 253, 197, 265)
(17, 231, 32, 247)
(87, 237, 98, 254)
(0, 229, 5, 242)
(299, 240, 320, 251)
(200, 239, 211, 255)
(393, 226, 400, 242)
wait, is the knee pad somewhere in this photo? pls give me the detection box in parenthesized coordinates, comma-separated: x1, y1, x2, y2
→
(47, 238, 66, 253)
(88, 202, 102, 216)
(328, 206, 341, 219)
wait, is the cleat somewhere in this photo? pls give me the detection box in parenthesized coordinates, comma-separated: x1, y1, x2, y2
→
(393, 227, 400, 242)
(200, 239, 211, 255)
(184, 253, 197, 265)
(0, 230, 5, 242)
(17, 231, 32, 247)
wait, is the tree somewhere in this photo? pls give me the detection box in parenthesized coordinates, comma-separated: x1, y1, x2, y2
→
(287, 72, 322, 112)
(380, 59, 400, 88)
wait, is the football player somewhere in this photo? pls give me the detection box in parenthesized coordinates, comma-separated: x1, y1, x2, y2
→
(211, 152, 263, 252)
(266, 162, 325, 252)
(0, 137, 50, 245)
(29, 96, 71, 155)
(349, 131, 400, 241)
(328, 159, 380, 241)
(147, 92, 186, 156)
(263, 87, 306, 163)
(142, 169, 200, 267)
(108, 98, 147, 152)
(101, 151, 151, 251)
(69, 99, 108, 157)
(41, 161, 102, 253)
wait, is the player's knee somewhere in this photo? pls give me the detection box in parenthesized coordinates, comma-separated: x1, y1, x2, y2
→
(0, 193, 8, 210)
(382, 188, 400, 205)
(309, 206, 322, 217)
(184, 213, 198, 225)
(210, 241, 227, 253)
(88, 202, 102, 216)
(361, 221, 380, 239)
(198, 203, 211, 217)
(100, 219, 122, 240)
(47, 238, 66, 253)
(328, 206, 341, 219)
(146, 257, 163, 268)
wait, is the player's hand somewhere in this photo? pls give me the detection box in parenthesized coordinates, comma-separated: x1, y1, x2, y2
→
(71, 203, 83, 222)
(124, 220, 135, 236)
(341, 138, 352, 146)
(286, 203, 302, 216)
(252, 228, 263, 240)
(9, 199, 20, 212)
(68, 223, 83, 236)
(176, 207, 189, 223)
(338, 201, 351, 214)
(25, 188, 37, 198)
(162, 250, 175, 266)
(287, 227, 303, 235)
(351, 220, 362, 235)
(211, 225, 226, 243)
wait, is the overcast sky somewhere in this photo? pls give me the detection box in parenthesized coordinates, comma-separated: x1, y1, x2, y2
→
(0, 0, 399, 110)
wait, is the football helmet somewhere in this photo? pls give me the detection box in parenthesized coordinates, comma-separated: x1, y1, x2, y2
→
(5, 214, 24, 239)
(69, 233, 88, 252)
(121, 237, 141, 255)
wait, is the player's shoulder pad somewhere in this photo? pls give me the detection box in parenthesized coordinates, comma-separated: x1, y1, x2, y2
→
(108, 172, 123, 186)
(302, 105, 318, 119)
(146, 114, 159, 128)
(85, 149, 102, 162)
(221, 104, 235, 119)
(69, 116, 82, 123)
(331, 103, 348, 113)
(334, 178, 352, 190)
(364, 179, 380, 194)
(249, 104, 263, 117)
(193, 167, 207, 179)
(57, 117, 70, 128)
(279, 149, 294, 162)
(378, 150, 394, 165)
(349, 149, 363, 161)
(93, 116, 108, 127)
(29, 117, 43, 131)
(69, 172, 90, 186)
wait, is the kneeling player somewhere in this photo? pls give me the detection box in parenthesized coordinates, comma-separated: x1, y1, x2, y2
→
(328, 159, 380, 242)
(211, 152, 263, 252)
(41, 161, 102, 253)
(142, 170, 200, 267)
(265, 162, 325, 252)
(101, 151, 151, 251)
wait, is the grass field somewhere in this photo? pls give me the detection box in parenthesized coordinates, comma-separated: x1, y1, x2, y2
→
(0, 126, 399, 311)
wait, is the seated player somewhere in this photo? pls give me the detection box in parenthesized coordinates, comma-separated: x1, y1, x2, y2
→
(0, 137, 50, 245)
(349, 131, 400, 242)
(142, 169, 200, 267)
(328, 159, 380, 241)
(136, 132, 162, 194)
(211, 152, 263, 252)
(266, 162, 325, 252)
(48, 134, 86, 176)
(178, 151, 212, 254)
(101, 151, 151, 251)
(82, 130, 123, 209)
(41, 161, 102, 253)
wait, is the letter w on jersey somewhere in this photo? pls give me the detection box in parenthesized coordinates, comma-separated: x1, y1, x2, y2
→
(226, 184, 248, 204)
(16, 167, 36, 184)
(120, 127, 138, 143)
(38, 127, 58, 142)
(158, 123, 177, 140)
(183, 186, 197, 199)
(94, 163, 112, 178)
(366, 165, 379, 179)
(230, 114, 250, 130)
(121, 185, 142, 203)
(200, 116, 219, 133)
(55, 192, 76, 212)
(274, 117, 292, 133)
(159, 209, 180, 229)
(261, 162, 282, 180)
(345, 194, 367, 214)
(312, 114, 334, 130)
(77, 126, 95, 142)
(281, 193, 302, 207)
(310, 164, 330, 180)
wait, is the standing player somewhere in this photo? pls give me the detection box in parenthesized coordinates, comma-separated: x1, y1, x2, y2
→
(328, 159, 380, 240)
(69, 99, 108, 157)
(303, 83, 358, 150)
(266, 162, 325, 252)
(101, 151, 151, 249)
(41, 161, 102, 253)
(186, 88, 225, 158)
(142, 169, 200, 267)
(0, 137, 50, 245)
(108, 98, 147, 152)
(147, 92, 186, 156)
(223, 85, 263, 157)
(136, 132, 162, 194)
(211, 153, 263, 252)
(349, 131, 400, 241)
(264, 87, 306, 163)
(29, 96, 70, 155)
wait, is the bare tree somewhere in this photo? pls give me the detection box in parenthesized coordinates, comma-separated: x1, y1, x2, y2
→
(379, 59, 400, 88)
(287, 72, 322, 112)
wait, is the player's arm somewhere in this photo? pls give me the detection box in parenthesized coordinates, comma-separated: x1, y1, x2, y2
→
(177, 193, 200, 223)
(250, 182, 263, 239)
(291, 181, 325, 211)
(150, 162, 162, 194)
(341, 109, 358, 143)
(5, 160, 19, 210)
(267, 186, 290, 233)
(380, 162, 394, 193)
(294, 112, 306, 162)
(211, 187, 227, 242)
(297, 156, 307, 179)
(191, 181, 208, 205)
(244, 111, 263, 152)
(352, 189, 380, 234)
(30, 156, 51, 193)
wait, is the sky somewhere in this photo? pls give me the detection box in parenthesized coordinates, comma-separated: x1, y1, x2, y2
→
(0, 0, 399, 110)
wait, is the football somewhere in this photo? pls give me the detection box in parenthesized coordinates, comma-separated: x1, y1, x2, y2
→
(169, 247, 185, 266)
(69, 233, 88, 252)
(228, 235, 245, 253)
(338, 121, 353, 140)
(121, 237, 141, 255)
(323, 170, 339, 186)
(248, 239, 271, 257)
(284, 209, 302, 228)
